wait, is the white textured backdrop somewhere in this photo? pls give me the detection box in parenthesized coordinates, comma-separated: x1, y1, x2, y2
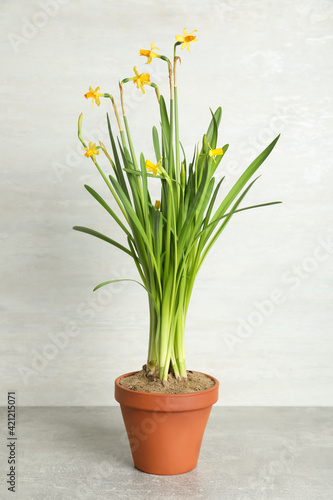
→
(1, 0, 332, 406)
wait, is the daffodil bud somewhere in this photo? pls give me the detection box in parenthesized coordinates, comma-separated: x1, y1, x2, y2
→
(78, 113, 83, 141)
(202, 134, 207, 152)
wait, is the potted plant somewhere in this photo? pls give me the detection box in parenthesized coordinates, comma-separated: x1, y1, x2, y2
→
(73, 29, 281, 475)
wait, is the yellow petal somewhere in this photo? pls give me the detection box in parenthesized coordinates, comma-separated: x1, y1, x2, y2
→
(146, 159, 155, 170)
(212, 148, 223, 156)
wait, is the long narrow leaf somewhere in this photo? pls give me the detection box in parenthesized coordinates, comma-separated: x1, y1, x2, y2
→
(84, 184, 132, 239)
(196, 201, 282, 242)
(199, 176, 263, 266)
(152, 126, 161, 163)
(159, 95, 170, 146)
(210, 135, 280, 229)
(107, 114, 130, 198)
(93, 279, 148, 293)
(201, 107, 222, 154)
(73, 226, 133, 257)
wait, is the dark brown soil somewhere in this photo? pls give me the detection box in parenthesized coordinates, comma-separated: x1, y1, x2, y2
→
(119, 367, 215, 394)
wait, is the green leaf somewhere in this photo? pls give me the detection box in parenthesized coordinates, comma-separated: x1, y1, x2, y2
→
(73, 226, 133, 257)
(177, 163, 210, 255)
(140, 152, 149, 213)
(84, 184, 132, 239)
(93, 279, 148, 293)
(202, 107, 222, 154)
(117, 141, 144, 220)
(197, 200, 282, 242)
(201, 177, 225, 233)
(123, 168, 156, 178)
(199, 176, 271, 267)
(152, 126, 161, 163)
(107, 114, 130, 198)
(153, 209, 162, 270)
(211, 134, 280, 228)
(108, 176, 161, 280)
(208, 108, 218, 149)
(211, 144, 229, 175)
(159, 95, 170, 146)
(180, 141, 187, 165)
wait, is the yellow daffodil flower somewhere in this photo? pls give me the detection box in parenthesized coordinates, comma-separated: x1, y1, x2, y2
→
(175, 29, 197, 52)
(84, 86, 103, 107)
(155, 200, 161, 210)
(140, 42, 160, 64)
(208, 143, 224, 162)
(82, 142, 100, 161)
(146, 158, 162, 177)
(133, 66, 150, 94)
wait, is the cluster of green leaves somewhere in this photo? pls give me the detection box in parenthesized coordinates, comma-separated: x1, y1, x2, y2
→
(74, 67, 280, 382)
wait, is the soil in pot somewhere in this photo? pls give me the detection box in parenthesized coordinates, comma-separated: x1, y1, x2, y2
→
(119, 366, 215, 393)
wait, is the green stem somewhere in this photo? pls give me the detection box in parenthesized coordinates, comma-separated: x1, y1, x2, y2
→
(175, 271, 187, 378)
(174, 87, 181, 206)
(149, 83, 160, 103)
(174, 46, 181, 205)
(147, 296, 158, 374)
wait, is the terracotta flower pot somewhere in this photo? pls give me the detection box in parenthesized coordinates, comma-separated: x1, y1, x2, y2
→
(114, 371, 219, 475)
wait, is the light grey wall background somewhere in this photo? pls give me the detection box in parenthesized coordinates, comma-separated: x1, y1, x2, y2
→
(1, 0, 332, 406)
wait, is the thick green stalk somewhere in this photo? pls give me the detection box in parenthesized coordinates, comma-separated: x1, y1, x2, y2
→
(147, 296, 158, 374)
(171, 349, 180, 379)
(159, 277, 172, 379)
(174, 271, 187, 377)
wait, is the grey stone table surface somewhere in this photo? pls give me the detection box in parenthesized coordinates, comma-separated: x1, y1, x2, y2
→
(1, 407, 332, 500)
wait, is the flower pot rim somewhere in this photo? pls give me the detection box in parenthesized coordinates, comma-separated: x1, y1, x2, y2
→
(115, 370, 219, 412)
